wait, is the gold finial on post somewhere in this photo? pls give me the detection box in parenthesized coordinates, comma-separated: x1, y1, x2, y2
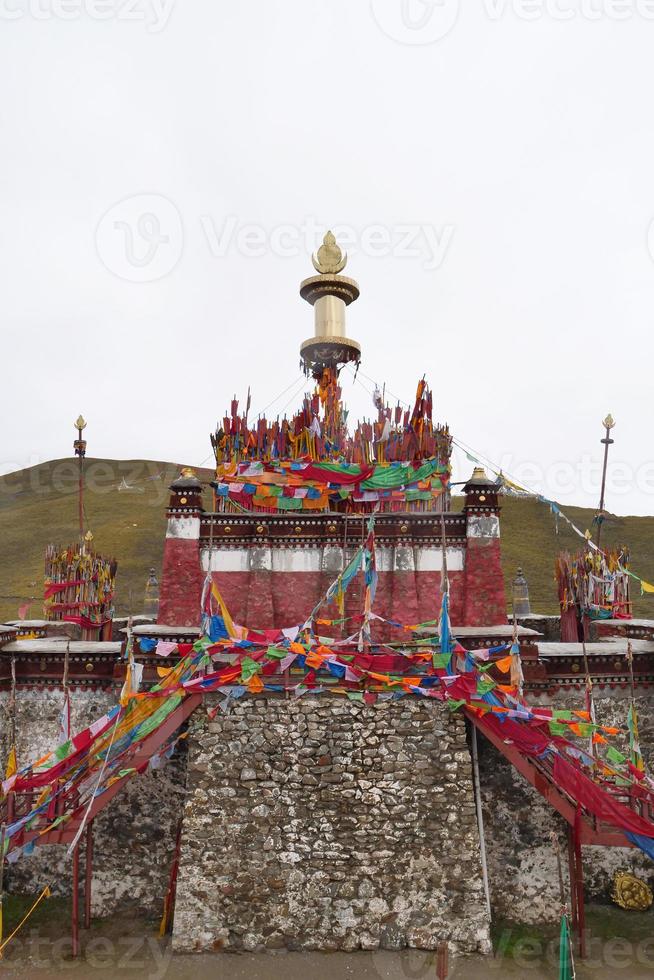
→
(300, 229, 361, 378)
(312, 231, 347, 275)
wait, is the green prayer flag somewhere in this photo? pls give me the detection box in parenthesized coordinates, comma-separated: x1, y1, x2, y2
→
(266, 646, 288, 660)
(133, 693, 183, 741)
(240, 657, 260, 681)
(432, 652, 451, 668)
(476, 678, 496, 695)
(549, 721, 568, 736)
(606, 746, 627, 766)
(558, 914, 574, 980)
(277, 497, 303, 510)
(55, 740, 73, 761)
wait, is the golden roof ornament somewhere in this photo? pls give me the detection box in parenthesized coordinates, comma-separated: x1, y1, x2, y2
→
(74, 415, 87, 431)
(180, 467, 196, 479)
(312, 231, 347, 275)
(612, 871, 653, 911)
(603, 413, 616, 430)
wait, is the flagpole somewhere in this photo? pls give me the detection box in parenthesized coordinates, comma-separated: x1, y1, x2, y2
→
(0, 824, 6, 957)
(471, 725, 491, 921)
(595, 414, 615, 550)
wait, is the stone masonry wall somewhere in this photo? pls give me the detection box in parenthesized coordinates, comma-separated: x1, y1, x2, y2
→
(0, 688, 187, 917)
(172, 696, 491, 954)
(479, 692, 654, 924)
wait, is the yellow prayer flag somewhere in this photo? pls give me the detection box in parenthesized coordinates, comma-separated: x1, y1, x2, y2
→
(5, 745, 17, 781)
(211, 582, 237, 637)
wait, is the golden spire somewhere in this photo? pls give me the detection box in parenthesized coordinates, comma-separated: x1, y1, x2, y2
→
(312, 231, 347, 275)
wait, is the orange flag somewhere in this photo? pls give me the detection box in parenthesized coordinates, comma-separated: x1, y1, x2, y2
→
(248, 674, 264, 694)
(494, 656, 513, 674)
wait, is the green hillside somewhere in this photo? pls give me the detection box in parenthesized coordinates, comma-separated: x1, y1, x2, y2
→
(0, 458, 653, 622)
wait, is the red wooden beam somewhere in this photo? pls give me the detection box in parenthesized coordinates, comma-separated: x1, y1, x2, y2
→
(467, 710, 633, 849)
(16, 694, 203, 849)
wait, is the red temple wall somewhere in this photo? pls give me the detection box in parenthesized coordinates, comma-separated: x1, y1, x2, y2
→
(209, 569, 467, 634)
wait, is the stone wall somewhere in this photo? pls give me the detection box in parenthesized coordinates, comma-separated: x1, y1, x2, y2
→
(0, 687, 187, 917)
(172, 696, 491, 954)
(478, 692, 654, 924)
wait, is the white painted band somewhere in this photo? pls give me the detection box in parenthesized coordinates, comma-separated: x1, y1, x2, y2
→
(166, 516, 201, 541)
(201, 545, 464, 574)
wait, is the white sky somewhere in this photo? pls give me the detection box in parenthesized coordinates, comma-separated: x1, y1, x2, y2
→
(2, 0, 654, 514)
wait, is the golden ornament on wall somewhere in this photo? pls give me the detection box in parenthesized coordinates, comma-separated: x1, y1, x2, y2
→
(612, 871, 653, 911)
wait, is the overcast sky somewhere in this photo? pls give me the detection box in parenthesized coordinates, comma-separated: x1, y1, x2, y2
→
(2, 0, 653, 514)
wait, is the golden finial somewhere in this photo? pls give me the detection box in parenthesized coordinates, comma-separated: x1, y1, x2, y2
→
(603, 414, 616, 430)
(180, 467, 196, 479)
(74, 415, 87, 431)
(312, 231, 347, 275)
(84, 530, 93, 542)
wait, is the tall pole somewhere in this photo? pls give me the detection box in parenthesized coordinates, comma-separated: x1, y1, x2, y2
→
(73, 415, 87, 540)
(596, 414, 615, 550)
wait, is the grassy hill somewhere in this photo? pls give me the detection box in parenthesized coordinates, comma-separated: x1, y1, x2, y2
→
(1, 458, 653, 622)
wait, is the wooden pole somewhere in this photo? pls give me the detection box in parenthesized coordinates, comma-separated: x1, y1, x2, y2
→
(0, 824, 5, 957)
(72, 841, 80, 958)
(573, 816, 587, 959)
(580, 638, 596, 766)
(84, 822, 93, 929)
(78, 454, 84, 539)
(73, 415, 87, 541)
(436, 940, 449, 979)
(596, 414, 615, 550)
(7, 658, 16, 824)
(566, 826, 578, 932)
(470, 724, 492, 921)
